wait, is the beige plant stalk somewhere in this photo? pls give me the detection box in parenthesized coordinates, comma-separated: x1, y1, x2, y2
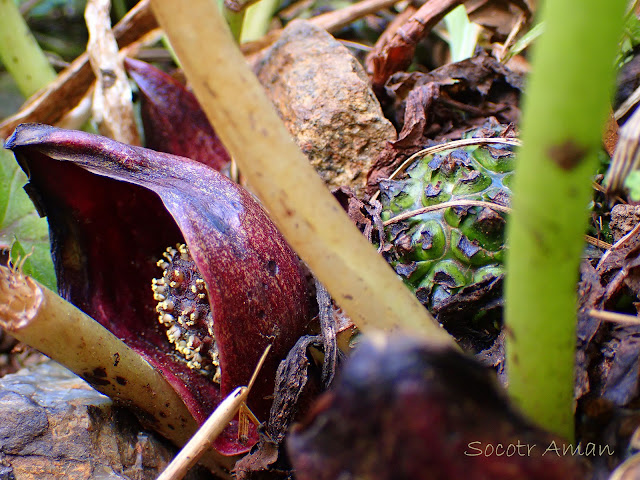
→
(0, 264, 233, 476)
(150, 0, 455, 346)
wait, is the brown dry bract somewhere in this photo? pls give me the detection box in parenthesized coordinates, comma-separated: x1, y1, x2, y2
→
(367, 0, 462, 94)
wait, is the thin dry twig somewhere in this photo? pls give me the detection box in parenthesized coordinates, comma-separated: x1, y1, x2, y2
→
(382, 199, 611, 250)
(365, 4, 417, 74)
(0, 0, 158, 138)
(615, 83, 640, 121)
(588, 308, 640, 325)
(599, 221, 640, 265)
(392, 137, 521, 181)
(369, 137, 522, 202)
(368, 0, 462, 92)
(382, 199, 511, 226)
(157, 346, 271, 480)
(240, 0, 402, 55)
(584, 235, 612, 250)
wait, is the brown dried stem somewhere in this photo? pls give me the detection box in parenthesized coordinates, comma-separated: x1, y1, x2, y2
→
(0, 0, 158, 138)
(0, 265, 232, 476)
(240, 0, 402, 55)
(85, 0, 140, 144)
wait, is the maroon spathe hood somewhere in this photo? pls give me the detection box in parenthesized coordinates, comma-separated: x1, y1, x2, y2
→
(123, 57, 231, 172)
(4, 123, 311, 455)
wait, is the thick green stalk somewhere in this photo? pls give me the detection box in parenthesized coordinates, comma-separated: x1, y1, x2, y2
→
(505, 0, 625, 439)
(0, 0, 56, 97)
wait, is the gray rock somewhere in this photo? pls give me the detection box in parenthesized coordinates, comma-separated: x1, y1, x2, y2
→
(0, 361, 212, 480)
(255, 20, 397, 197)
(610, 204, 640, 242)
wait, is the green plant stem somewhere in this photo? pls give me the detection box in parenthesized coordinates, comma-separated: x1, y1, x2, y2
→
(219, 0, 246, 42)
(0, 0, 56, 98)
(505, 0, 625, 440)
(240, 0, 279, 43)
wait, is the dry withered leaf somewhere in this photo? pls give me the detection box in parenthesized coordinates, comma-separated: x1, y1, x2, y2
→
(575, 229, 640, 411)
(332, 186, 385, 242)
(386, 50, 523, 129)
(431, 275, 504, 352)
(599, 328, 640, 406)
(366, 52, 522, 194)
(367, 0, 462, 94)
(366, 82, 440, 193)
(466, 0, 534, 38)
(233, 335, 322, 478)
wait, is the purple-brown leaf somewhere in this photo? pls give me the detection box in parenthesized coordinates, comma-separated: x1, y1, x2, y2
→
(288, 335, 588, 480)
(124, 57, 231, 171)
(5, 123, 311, 455)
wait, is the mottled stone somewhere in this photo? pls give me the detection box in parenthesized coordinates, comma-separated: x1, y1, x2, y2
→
(610, 204, 640, 242)
(255, 20, 397, 197)
(0, 362, 212, 480)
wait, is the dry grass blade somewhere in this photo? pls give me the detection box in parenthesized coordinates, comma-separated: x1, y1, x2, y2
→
(0, 0, 157, 138)
(157, 346, 271, 480)
(588, 309, 640, 325)
(382, 199, 511, 226)
(496, 11, 526, 62)
(382, 200, 610, 249)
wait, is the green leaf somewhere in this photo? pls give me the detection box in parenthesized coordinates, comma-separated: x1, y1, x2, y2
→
(508, 22, 545, 60)
(443, 5, 480, 63)
(0, 147, 56, 289)
(625, 169, 640, 201)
